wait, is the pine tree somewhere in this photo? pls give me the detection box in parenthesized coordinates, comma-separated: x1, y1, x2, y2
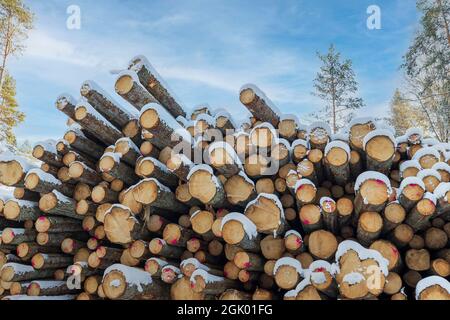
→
(402, 0, 450, 142)
(0, 72, 24, 145)
(311, 44, 364, 133)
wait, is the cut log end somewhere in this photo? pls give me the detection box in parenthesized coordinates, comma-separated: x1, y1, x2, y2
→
(3, 200, 20, 220)
(239, 88, 256, 105)
(102, 270, 127, 299)
(24, 172, 40, 190)
(140, 108, 159, 130)
(0, 160, 24, 186)
(188, 170, 218, 204)
(132, 180, 158, 205)
(191, 210, 214, 235)
(103, 206, 136, 245)
(222, 220, 246, 245)
(326, 147, 348, 167)
(308, 230, 338, 260)
(359, 179, 389, 206)
(32, 145, 45, 159)
(68, 162, 85, 179)
(38, 192, 58, 213)
(115, 74, 134, 95)
(365, 136, 395, 162)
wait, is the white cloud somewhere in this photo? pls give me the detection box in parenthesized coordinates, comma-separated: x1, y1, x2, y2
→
(25, 30, 97, 67)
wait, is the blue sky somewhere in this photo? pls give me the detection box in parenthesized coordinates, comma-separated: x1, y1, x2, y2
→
(10, 0, 419, 144)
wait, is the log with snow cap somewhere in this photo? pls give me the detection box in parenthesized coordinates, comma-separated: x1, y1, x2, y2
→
(223, 171, 257, 207)
(348, 117, 376, 154)
(405, 192, 437, 231)
(39, 190, 84, 221)
(399, 159, 422, 178)
(284, 230, 304, 254)
(308, 121, 331, 151)
(24, 168, 74, 197)
(291, 139, 309, 164)
(249, 122, 279, 150)
(412, 147, 441, 169)
(103, 204, 151, 245)
(128, 55, 186, 118)
(278, 114, 301, 142)
(214, 110, 236, 134)
(102, 264, 170, 300)
(273, 257, 304, 290)
(306, 260, 338, 298)
(208, 141, 242, 178)
(187, 164, 229, 208)
(1, 263, 57, 282)
(415, 276, 450, 300)
(55, 93, 77, 120)
(295, 178, 317, 207)
(63, 125, 105, 159)
(114, 137, 142, 166)
(271, 138, 291, 168)
(194, 113, 216, 135)
(220, 213, 261, 252)
(333, 240, 388, 298)
(363, 129, 397, 175)
(3, 199, 41, 222)
(32, 140, 63, 168)
(244, 193, 286, 236)
(139, 102, 192, 150)
(99, 152, 138, 186)
(239, 84, 280, 127)
(354, 171, 392, 215)
(0, 152, 39, 187)
(417, 168, 442, 193)
(189, 268, 240, 295)
(160, 264, 181, 284)
(68, 161, 103, 186)
(398, 176, 426, 212)
(115, 70, 159, 110)
(135, 156, 178, 188)
(324, 140, 351, 186)
(74, 99, 124, 146)
(432, 162, 450, 183)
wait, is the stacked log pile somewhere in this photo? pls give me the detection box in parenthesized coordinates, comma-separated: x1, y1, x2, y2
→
(0, 55, 449, 300)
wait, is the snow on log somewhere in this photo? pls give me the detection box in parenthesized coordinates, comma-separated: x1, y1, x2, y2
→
(239, 84, 280, 127)
(74, 99, 123, 146)
(128, 55, 186, 118)
(102, 264, 169, 300)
